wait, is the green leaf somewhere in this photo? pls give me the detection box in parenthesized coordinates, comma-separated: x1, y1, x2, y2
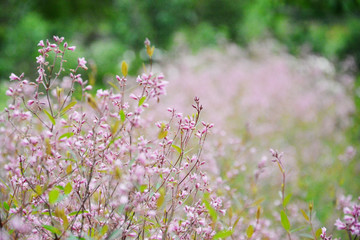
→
(49, 189, 60, 204)
(43, 109, 55, 125)
(68, 210, 89, 216)
(213, 229, 233, 239)
(107, 81, 120, 91)
(171, 145, 182, 154)
(61, 101, 77, 114)
(315, 228, 322, 238)
(59, 132, 74, 140)
(35, 185, 43, 195)
(55, 185, 64, 191)
(246, 225, 254, 238)
(64, 182, 72, 195)
(138, 96, 146, 106)
(157, 188, 165, 208)
(101, 225, 109, 236)
(121, 61, 128, 77)
(283, 193, 292, 208)
(139, 185, 147, 193)
(299, 233, 316, 239)
(300, 209, 310, 222)
(3, 201, 9, 211)
(203, 195, 217, 222)
(251, 197, 265, 207)
(233, 216, 241, 229)
(290, 226, 307, 233)
(280, 210, 291, 232)
(42, 225, 61, 235)
(158, 130, 168, 139)
(119, 109, 126, 122)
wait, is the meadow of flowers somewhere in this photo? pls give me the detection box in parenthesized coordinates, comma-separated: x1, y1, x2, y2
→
(0, 37, 358, 239)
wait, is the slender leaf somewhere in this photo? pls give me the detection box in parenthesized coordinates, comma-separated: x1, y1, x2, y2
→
(246, 225, 254, 238)
(138, 96, 146, 106)
(68, 210, 89, 216)
(283, 193, 292, 207)
(42, 225, 61, 235)
(121, 61, 128, 77)
(59, 132, 74, 140)
(64, 182, 72, 195)
(251, 197, 265, 207)
(119, 109, 126, 122)
(55, 185, 64, 191)
(203, 197, 217, 222)
(43, 109, 55, 125)
(280, 210, 291, 232)
(213, 229, 233, 239)
(61, 101, 77, 114)
(157, 188, 165, 208)
(107, 81, 120, 91)
(300, 209, 310, 222)
(3, 202, 9, 211)
(171, 144, 182, 154)
(290, 226, 307, 233)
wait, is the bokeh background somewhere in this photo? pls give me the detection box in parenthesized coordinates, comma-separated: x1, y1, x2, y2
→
(1, 0, 360, 238)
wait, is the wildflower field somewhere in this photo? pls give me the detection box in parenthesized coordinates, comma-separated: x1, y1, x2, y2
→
(0, 34, 359, 240)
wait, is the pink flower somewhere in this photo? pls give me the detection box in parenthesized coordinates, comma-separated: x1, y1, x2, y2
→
(37, 40, 44, 47)
(67, 46, 76, 51)
(334, 219, 346, 230)
(6, 87, 14, 96)
(9, 73, 20, 81)
(36, 55, 45, 64)
(78, 57, 88, 70)
(144, 38, 151, 46)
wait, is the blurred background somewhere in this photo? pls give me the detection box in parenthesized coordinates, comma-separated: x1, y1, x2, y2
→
(1, 0, 360, 236)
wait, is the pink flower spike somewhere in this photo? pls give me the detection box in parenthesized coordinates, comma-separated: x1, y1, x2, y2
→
(27, 100, 35, 106)
(68, 46, 76, 51)
(50, 44, 57, 48)
(84, 85, 92, 91)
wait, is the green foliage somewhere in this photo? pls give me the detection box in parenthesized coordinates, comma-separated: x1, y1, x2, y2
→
(48, 188, 60, 204)
(138, 96, 146, 107)
(280, 210, 291, 232)
(2, 0, 360, 83)
(42, 225, 61, 235)
(213, 229, 233, 239)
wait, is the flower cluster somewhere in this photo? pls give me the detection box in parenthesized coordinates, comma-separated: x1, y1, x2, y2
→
(0, 37, 224, 239)
(334, 196, 360, 237)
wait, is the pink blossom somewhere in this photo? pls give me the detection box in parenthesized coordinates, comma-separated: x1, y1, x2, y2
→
(144, 38, 151, 46)
(67, 46, 76, 51)
(334, 219, 346, 230)
(9, 73, 20, 81)
(37, 40, 44, 47)
(36, 55, 45, 64)
(78, 57, 88, 70)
